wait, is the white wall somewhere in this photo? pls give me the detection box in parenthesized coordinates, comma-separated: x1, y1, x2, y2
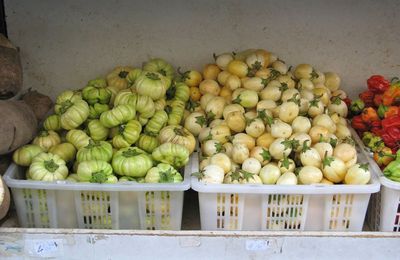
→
(5, 0, 400, 99)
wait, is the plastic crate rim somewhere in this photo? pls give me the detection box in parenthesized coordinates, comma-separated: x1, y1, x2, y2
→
(379, 175, 400, 190)
(3, 163, 191, 192)
(190, 174, 380, 194)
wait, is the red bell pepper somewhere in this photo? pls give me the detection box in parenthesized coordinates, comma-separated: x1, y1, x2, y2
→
(387, 126, 400, 140)
(371, 127, 384, 137)
(382, 115, 400, 129)
(351, 115, 369, 133)
(381, 132, 397, 149)
(381, 126, 400, 150)
(373, 94, 383, 106)
(367, 75, 390, 94)
(359, 90, 375, 107)
(370, 120, 382, 134)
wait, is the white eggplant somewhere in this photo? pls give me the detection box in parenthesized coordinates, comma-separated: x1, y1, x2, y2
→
(243, 77, 265, 92)
(333, 143, 357, 166)
(232, 133, 255, 150)
(278, 102, 299, 123)
(312, 114, 336, 133)
(210, 153, 232, 174)
(269, 138, 292, 160)
(298, 78, 315, 91)
(257, 100, 277, 111)
(278, 157, 296, 173)
(231, 143, 250, 164)
(313, 142, 333, 159)
(199, 157, 210, 170)
(198, 165, 224, 184)
(223, 142, 234, 158)
(300, 146, 322, 168)
(242, 158, 262, 175)
(225, 74, 241, 91)
(184, 112, 206, 136)
(335, 124, 352, 140)
(223, 104, 245, 119)
(291, 116, 311, 134)
(344, 163, 370, 185)
(202, 139, 224, 156)
(298, 166, 323, 184)
(250, 146, 271, 166)
(271, 119, 293, 138)
(322, 155, 347, 183)
(245, 118, 265, 138)
(290, 132, 312, 152)
(215, 53, 234, 70)
(281, 89, 299, 102)
(276, 172, 298, 185)
(205, 96, 226, 120)
(259, 164, 281, 184)
(259, 80, 282, 101)
(324, 72, 341, 92)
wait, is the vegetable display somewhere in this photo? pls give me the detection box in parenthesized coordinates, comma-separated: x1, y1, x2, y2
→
(188, 49, 370, 186)
(12, 58, 192, 184)
(10, 51, 375, 189)
(349, 75, 400, 182)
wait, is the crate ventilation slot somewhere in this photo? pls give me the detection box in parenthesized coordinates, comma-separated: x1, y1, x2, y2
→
(392, 197, 400, 232)
(80, 191, 112, 229)
(145, 191, 171, 230)
(216, 193, 239, 230)
(265, 194, 304, 230)
(329, 194, 354, 230)
(23, 189, 50, 228)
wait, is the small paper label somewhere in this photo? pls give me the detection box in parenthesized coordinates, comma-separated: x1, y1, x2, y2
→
(26, 239, 63, 257)
(245, 239, 270, 251)
(179, 237, 201, 247)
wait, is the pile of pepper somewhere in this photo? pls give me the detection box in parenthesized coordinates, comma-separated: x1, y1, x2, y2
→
(349, 75, 400, 180)
(383, 150, 400, 182)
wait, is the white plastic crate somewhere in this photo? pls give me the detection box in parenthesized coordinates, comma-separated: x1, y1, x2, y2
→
(375, 177, 400, 231)
(364, 162, 400, 232)
(351, 128, 400, 232)
(3, 162, 191, 230)
(191, 135, 380, 231)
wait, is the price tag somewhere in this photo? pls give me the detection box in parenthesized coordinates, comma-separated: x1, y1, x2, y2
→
(26, 239, 64, 257)
(245, 238, 283, 254)
(179, 237, 201, 247)
(245, 239, 270, 251)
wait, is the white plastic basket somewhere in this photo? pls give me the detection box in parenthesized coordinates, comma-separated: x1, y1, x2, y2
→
(350, 128, 400, 232)
(3, 161, 191, 230)
(374, 177, 400, 231)
(363, 159, 400, 232)
(191, 133, 380, 231)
